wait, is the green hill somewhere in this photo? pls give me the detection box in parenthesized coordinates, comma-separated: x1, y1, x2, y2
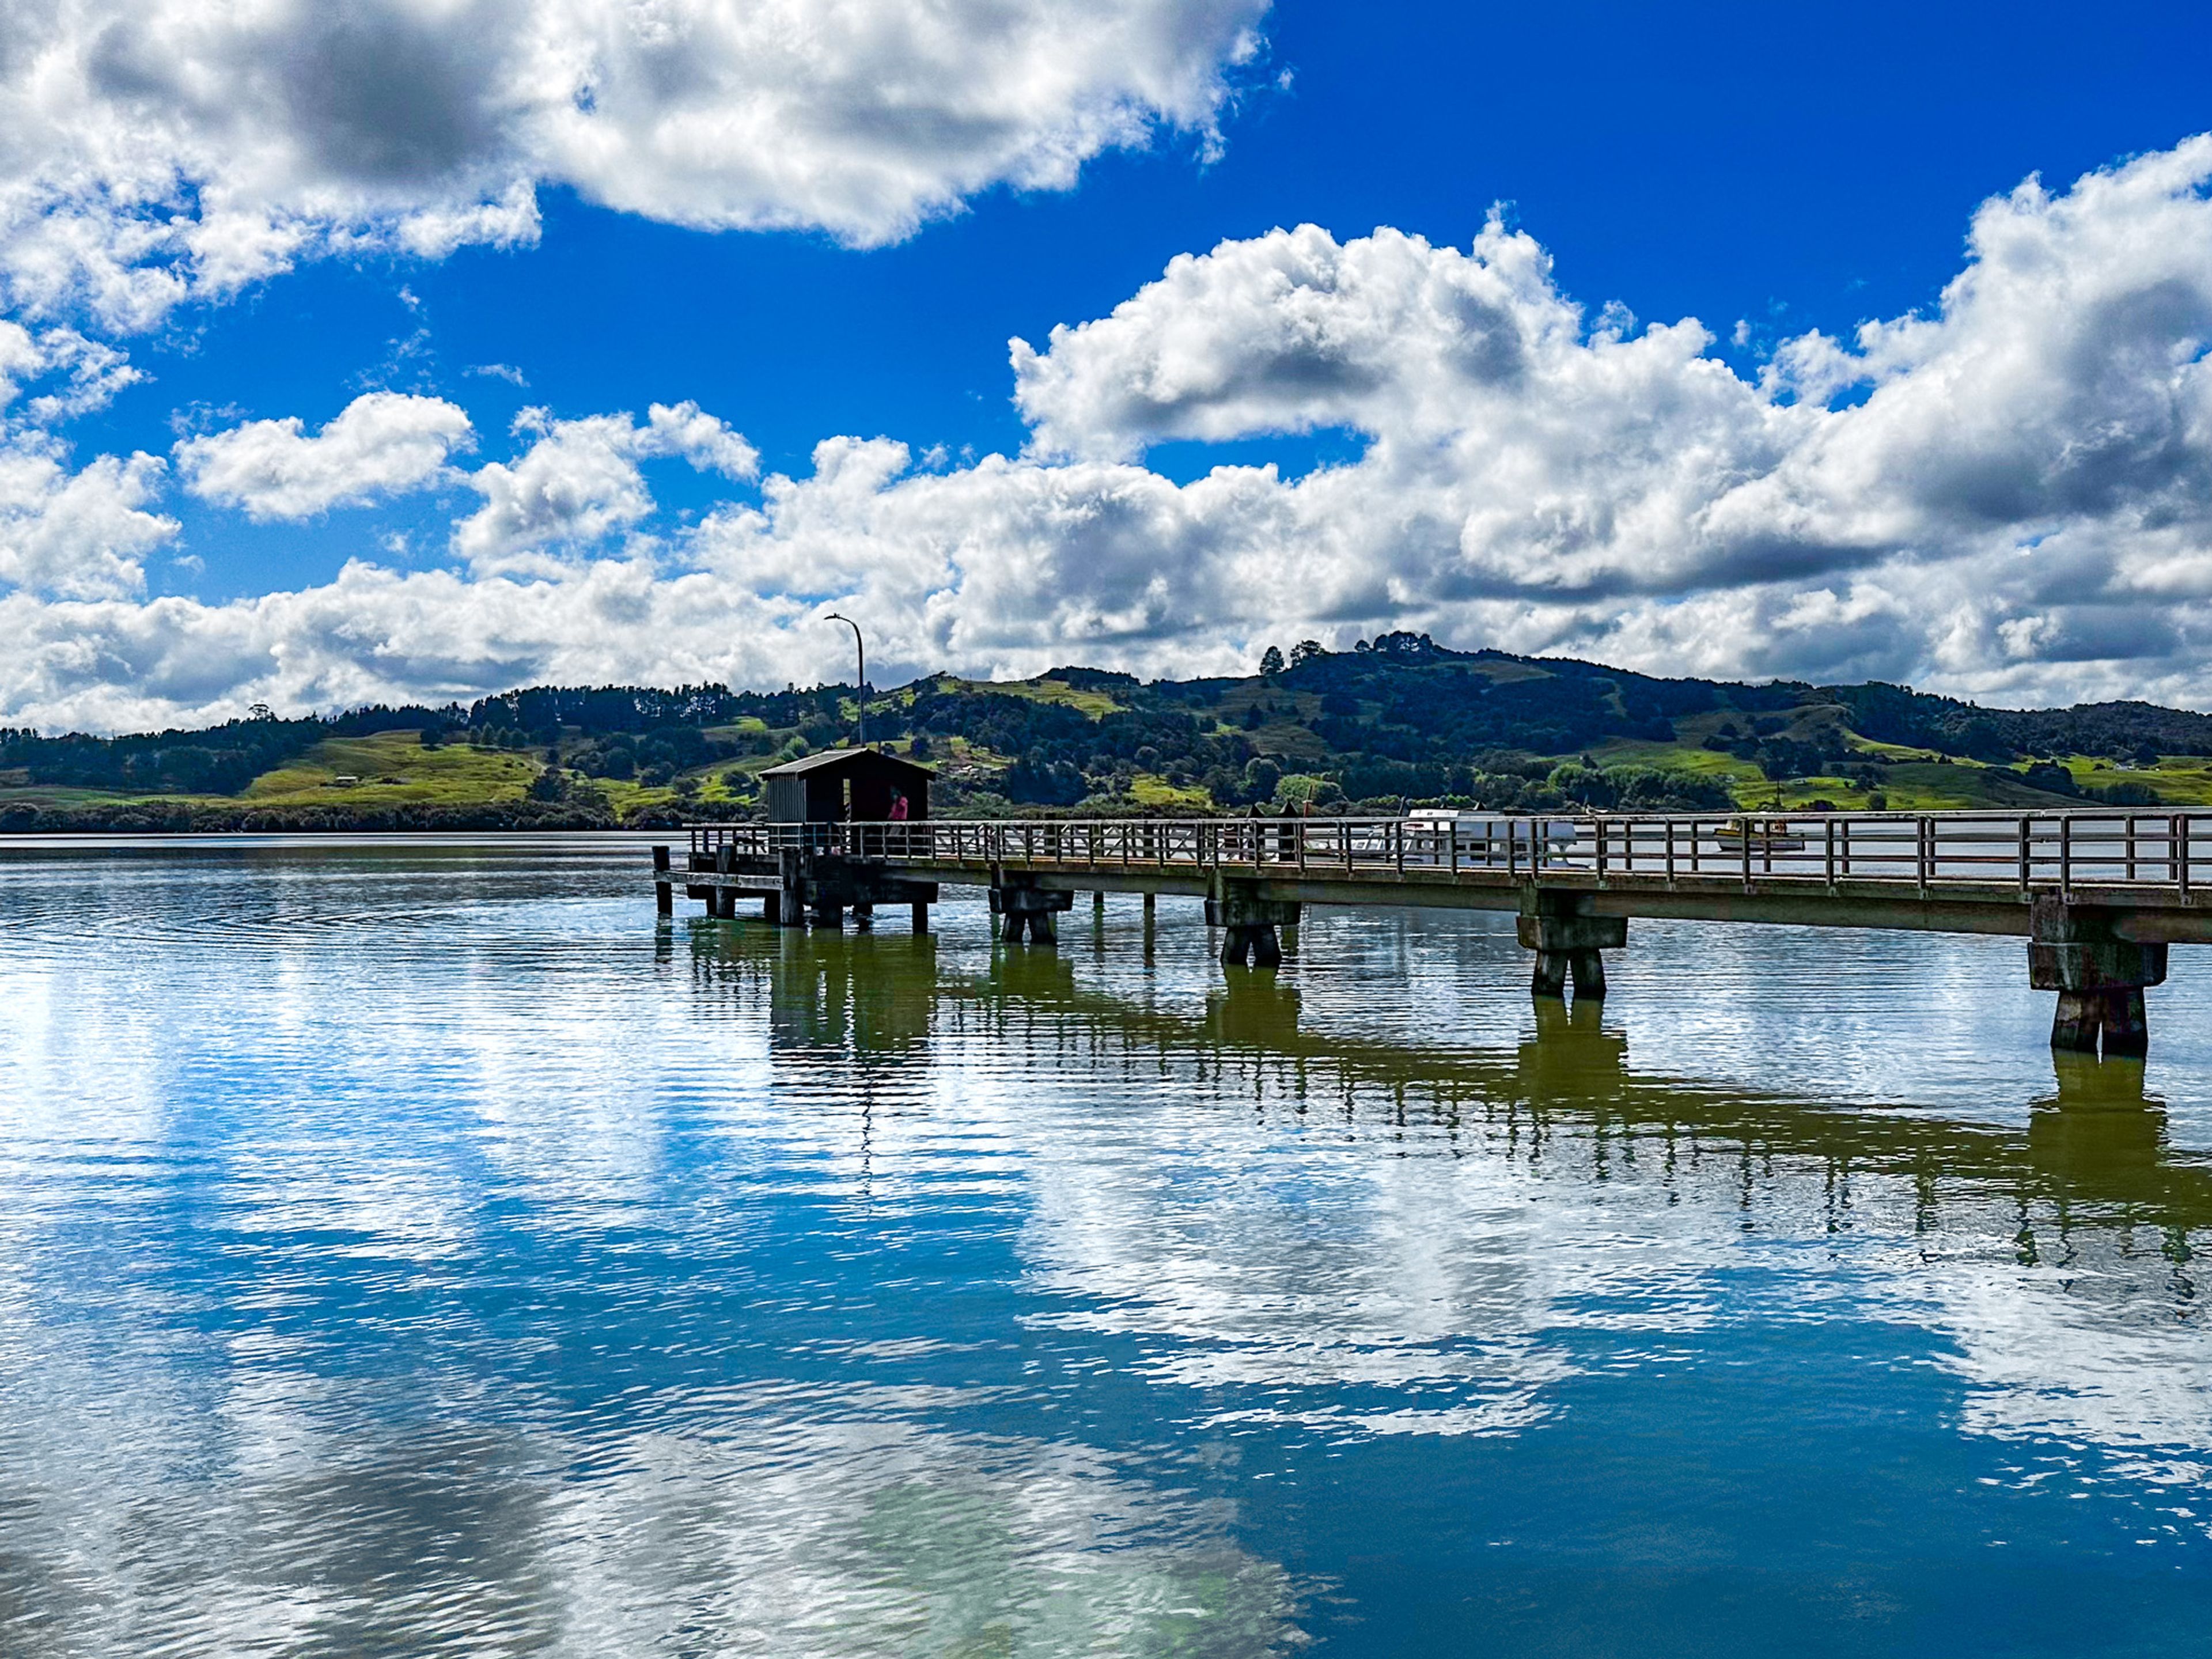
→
(5, 632, 2209, 831)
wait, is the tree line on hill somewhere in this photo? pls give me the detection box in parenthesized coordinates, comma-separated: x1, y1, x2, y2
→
(5, 635, 2209, 829)
(0, 800, 634, 834)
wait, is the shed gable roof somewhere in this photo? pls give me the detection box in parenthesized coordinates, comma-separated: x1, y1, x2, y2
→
(759, 747, 934, 781)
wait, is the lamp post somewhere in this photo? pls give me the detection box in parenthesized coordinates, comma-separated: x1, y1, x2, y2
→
(824, 612, 866, 748)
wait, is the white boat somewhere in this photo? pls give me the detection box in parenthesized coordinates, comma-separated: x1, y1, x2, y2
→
(1402, 808, 1582, 868)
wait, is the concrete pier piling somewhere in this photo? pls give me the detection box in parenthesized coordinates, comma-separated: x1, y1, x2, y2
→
(1517, 890, 1626, 1001)
(2029, 896, 2165, 1056)
(990, 876, 1073, 944)
(1206, 882, 1300, 968)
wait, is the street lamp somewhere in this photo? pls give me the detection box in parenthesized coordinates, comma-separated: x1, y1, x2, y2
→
(823, 612, 866, 748)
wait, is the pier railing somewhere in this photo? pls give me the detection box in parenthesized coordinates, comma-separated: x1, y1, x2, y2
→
(690, 810, 2212, 896)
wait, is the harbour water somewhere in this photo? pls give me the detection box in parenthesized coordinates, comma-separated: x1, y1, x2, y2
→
(1, 836, 2208, 1655)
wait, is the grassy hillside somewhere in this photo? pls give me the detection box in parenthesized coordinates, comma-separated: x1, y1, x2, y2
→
(240, 733, 539, 808)
(4, 634, 2209, 830)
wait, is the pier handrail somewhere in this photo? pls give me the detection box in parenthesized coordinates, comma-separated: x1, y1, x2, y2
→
(685, 809, 2212, 897)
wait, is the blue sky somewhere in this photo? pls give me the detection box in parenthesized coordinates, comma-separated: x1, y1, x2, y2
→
(5, 0, 2212, 729)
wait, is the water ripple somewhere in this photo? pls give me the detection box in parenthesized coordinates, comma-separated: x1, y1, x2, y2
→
(1, 836, 2209, 1654)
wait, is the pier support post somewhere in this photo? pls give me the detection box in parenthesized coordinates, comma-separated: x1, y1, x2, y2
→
(990, 874, 1073, 944)
(653, 846, 672, 915)
(1517, 890, 1626, 1001)
(714, 843, 738, 919)
(911, 902, 929, 934)
(1206, 882, 1300, 968)
(683, 847, 716, 907)
(778, 848, 808, 929)
(2030, 896, 2164, 1056)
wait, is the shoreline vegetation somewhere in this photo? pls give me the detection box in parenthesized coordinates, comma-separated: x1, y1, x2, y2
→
(7, 632, 2212, 835)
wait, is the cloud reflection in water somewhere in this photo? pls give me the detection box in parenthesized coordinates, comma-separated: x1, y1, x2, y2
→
(0, 838, 2209, 1653)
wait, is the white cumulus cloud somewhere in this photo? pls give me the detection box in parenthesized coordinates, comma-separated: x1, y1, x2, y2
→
(454, 402, 757, 571)
(0, 438, 175, 600)
(0, 0, 1271, 332)
(1001, 137, 2212, 692)
(0, 323, 41, 411)
(14, 138, 2212, 730)
(175, 393, 477, 521)
(0, 324, 145, 423)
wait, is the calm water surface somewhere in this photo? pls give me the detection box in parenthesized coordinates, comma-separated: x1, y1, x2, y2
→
(1, 835, 2209, 1656)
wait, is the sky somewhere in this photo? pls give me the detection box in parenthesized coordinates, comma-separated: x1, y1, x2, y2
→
(5, 1, 2212, 732)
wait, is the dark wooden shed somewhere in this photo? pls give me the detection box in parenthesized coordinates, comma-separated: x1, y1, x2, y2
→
(760, 748, 933, 824)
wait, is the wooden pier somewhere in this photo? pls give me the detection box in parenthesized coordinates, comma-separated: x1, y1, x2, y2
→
(654, 810, 2212, 1056)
